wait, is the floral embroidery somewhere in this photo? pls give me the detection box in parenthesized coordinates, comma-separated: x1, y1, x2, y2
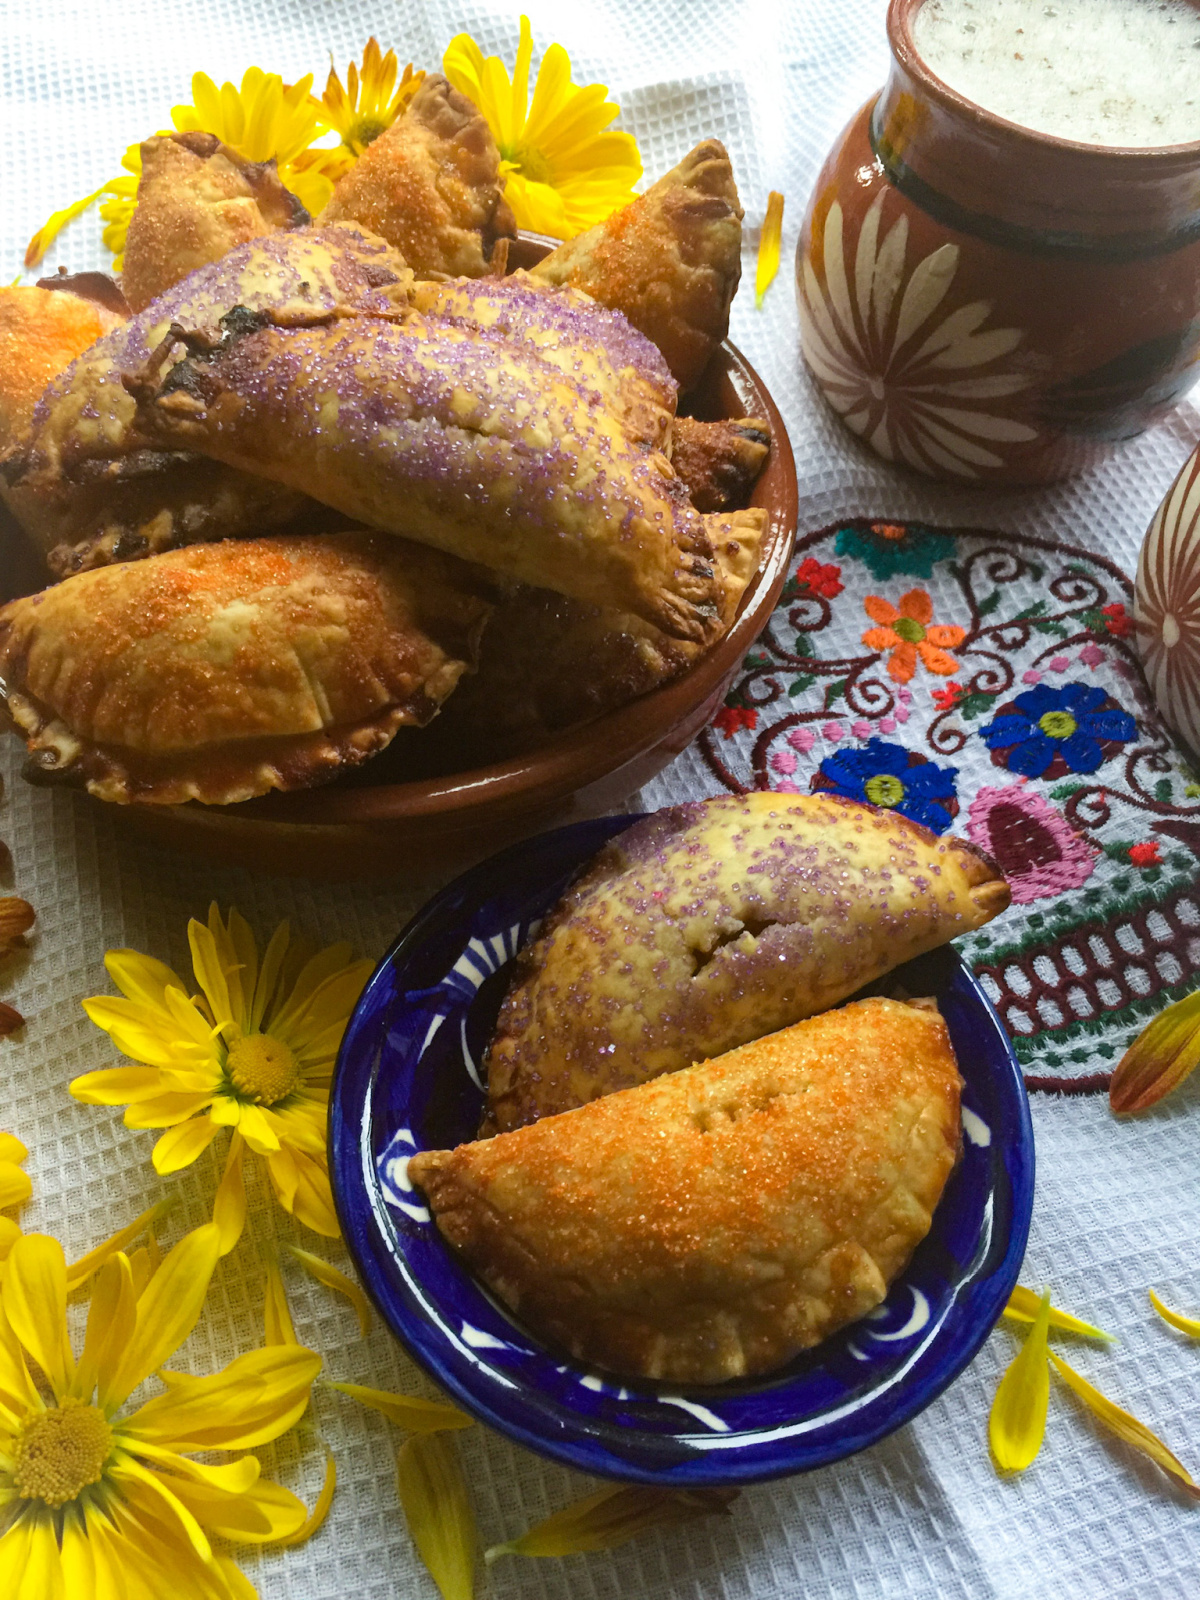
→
(1129, 842, 1162, 867)
(1078, 643, 1104, 669)
(862, 588, 966, 682)
(787, 727, 816, 754)
(812, 738, 959, 833)
(783, 557, 844, 601)
(1102, 602, 1132, 637)
(797, 192, 1037, 479)
(834, 520, 948, 581)
(967, 784, 1097, 904)
(713, 705, 757, 739)
(932, 681, 966, 710)
(980, 683, 1137, 779)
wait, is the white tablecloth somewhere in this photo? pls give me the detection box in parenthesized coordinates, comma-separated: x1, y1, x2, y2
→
(4, 3, 1200, 1597)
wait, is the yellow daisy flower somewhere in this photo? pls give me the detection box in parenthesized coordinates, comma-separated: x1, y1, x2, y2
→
(312, 37, 425, 159)
(27, 66, 345, 271)
(0, 1225, 321, 1598)
(0, 1133, 30, 1280)
(443, 14, 642, 239)
(72, 905, 373, 1249)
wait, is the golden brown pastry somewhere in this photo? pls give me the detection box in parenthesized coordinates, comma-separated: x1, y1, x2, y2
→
(129, 291, 729, 642)
(322, 74, 515, 277)
(0, 286, 118, 453)
(431, 506, 765, 756)
(531, 141, 743, 391)
(671, 415, 770, 512)
(121, 132, 309, 313)
(484, 791, 1009, 1132)
(0, 533, 492, 806)
(0, 225, 413, 576)
(412, 998, 962, 1384)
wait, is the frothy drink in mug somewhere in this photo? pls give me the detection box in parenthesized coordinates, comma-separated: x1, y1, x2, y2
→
(913, 0, 1200, 147)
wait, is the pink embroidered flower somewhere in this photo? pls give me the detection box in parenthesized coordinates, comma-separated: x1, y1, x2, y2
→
(1129, 841, 1162, 867)
(1078, 642, 1103, 669)
(966, 783, 1096, 904)
(822, 721, 844, 741)
(894, 706, 910, 724)
(795, 557, 844, 600)
(787, 727, 816, 753)
(1101, 601, 1132, 638)
(851, 720, 871, 738)
(1048, 655, 1070, 673)
(774, 779, 801, 794)
(931, 681, 965, 710)
(862, 589, 966, 683)
(771, 749, 798, 776)
(714, 705, 757, 739)
(1022, 669, 1043, 685)
(896, 685, 913, 704)
(879, 717, 897, 733)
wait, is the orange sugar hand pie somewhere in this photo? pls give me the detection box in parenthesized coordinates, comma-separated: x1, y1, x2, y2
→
(483, 790, 1009, 1132)
(0, 532, 492, 806)
(410, 998, 963, 1385)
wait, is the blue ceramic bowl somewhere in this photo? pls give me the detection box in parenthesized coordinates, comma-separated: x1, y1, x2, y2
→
(330, 815, 1034, 1486)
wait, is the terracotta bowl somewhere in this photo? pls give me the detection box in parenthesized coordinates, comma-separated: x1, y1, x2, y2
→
(0, 241, 798, 879)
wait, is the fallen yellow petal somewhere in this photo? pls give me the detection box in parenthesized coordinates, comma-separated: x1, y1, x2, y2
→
(1149, 1288, 1200, 1338)
(288, 1245, 372, 1337)
(65, 1198, 175, 1293)
(755, 191, 785, 309)
(990, 1285, 1051, 1472)
(273, 1444, 337, 1547)
(486, 1484, 738, 1563)
(326, 1380, 472, 1433)
(264, 1252, 298, 1347)
(1109, 990, 1200, 1113)
(24, 185, 110, 268)
(1003, 1285, 1113, 1342)
(396, 1432, 476, 1600)
(213, 1133, 247, 1257)
(1049, 1350, 1200, 1499)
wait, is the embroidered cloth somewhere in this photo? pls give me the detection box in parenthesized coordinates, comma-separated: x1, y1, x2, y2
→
(3, 3, 1200, 1599)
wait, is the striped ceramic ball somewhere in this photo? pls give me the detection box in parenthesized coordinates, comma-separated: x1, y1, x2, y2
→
(1137, 447, 1200, 760)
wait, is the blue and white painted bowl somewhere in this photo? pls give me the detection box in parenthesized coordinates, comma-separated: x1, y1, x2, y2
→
(330, 815, 1034, 1486)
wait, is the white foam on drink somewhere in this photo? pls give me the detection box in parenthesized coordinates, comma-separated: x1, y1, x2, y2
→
(912, 0, 1200, 147)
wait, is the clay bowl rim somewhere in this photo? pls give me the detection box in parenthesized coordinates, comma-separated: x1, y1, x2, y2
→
(890, 0, 1200, 162)
(196, 324, 798, 829)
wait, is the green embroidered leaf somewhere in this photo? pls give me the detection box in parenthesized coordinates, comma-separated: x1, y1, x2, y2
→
(1014, 601, 1048, 620)
(792, 633, 814, 658)
(1050, 780, 1086, 799)
(976, 591, 1002, 617)
(788, 674, 816, 696)
(824, 680, 848, 709)
(1103, 841, 1135, 860)
(743, 652, 772, 671)
(1030, 617, 1070, 638)
(1155, 779, 1173, 802)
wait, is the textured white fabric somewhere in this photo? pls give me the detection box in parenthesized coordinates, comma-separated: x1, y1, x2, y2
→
(3, 3, 1200, 1598)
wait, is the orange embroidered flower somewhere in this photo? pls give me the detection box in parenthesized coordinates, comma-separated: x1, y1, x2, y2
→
(863, 589, 966, 683)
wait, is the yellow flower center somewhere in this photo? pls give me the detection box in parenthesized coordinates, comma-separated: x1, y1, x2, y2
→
(865, 773, 906, 808)
(1039, 710, 1078, 740)
(508, 145, 552, 184)
(893, 616, 926, 644)
(13, 1401, 112, 1508)
(346, 115, 389, 152)
(227, 1033, 300, 1104)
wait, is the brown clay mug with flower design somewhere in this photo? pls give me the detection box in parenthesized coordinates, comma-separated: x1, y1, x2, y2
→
(797, 0, 1200, 486)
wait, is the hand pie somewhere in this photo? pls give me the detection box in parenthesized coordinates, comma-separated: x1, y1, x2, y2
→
(130, 293, 728, 641)
(121, 132, 309, 313)
(412, 997, 962, 1384)
(0, 225, 412, 575)
(0, 286, 120, 453)
(0, 533, 492, 806)
(483, 791, 1009, 1132)
(670, 415, 770, 512)
(530, 141, 743, 391)
(322, 74, 515, 277)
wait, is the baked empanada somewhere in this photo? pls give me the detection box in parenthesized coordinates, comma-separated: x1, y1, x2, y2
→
(484, 792, 1009, 1132)
(0, 225, 412, 575)
(413, 998, 962, 1384)
(122, 132, 309, 313)
(670, 415, 770, 512)
(0, 286, 121, 453)
(0, 533, 491, 806)
(322, 74, 515, 277)
(531, 140, 743, 391)
(129, 294, 728, 642)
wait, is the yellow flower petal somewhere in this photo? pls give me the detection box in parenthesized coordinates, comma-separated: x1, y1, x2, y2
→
(188, 916, 238, 1034)
(213, 1133, 246, 1257)
(0, 1506, 64, 1600)
(71, 1065, 175, 1105)
(396, 1433, 476, 1600)
(23, 185, 111, 269)
(327, 1380, 472, 1433)
(756, 191, 785, 308)
(266, 1146, 339, 1237)
(0, 1296, 41, 1423)
(152, 1116, 222, 1176)
(66, 1198, 175, 1293)
(1110, 989, 1200, 1112)
(109, 1457, 213, 1564)
(4, 1234, 74, 1399)
(73, 1251, 136, 1408)
(263, 1252, 298, 1347)
(1049, 1350, 1200, 1498)
(287, 1245, 371, 1336)
(1003, 1285, 1114, 1342)
(105, 948, 189, 1011)
(0, 1131, 27, 1165)
(1149, 1288, 1200, 1337)
(272, 1445, 337, 1548)
(0, 1214, 20, 1262)
(125, 1343, 322, 1450)
(989, 1286, 1051, 1472)
(486, 1484, 738, 1562)
(105, 1223, 222, 1409)
(152, 1460, 308, 1545)
(0, 1163, 31, 1210)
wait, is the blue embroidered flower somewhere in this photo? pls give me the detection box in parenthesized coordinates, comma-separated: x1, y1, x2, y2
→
(814, 738, 959, 833)
(980, 682, 1136, 778)
(834, 521, 949, 582)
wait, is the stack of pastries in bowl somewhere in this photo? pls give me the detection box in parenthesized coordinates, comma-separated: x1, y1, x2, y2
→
(408, 791, 1013, 1386)
(0, 77, 774, 808)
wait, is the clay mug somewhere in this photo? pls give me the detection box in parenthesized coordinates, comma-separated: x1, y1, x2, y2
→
(1136, 444, 1200, 762)
(797, 0, 1200, 486)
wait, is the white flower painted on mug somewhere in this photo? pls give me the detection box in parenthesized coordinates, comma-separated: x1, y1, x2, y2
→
(799, 190, 1038, 478)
